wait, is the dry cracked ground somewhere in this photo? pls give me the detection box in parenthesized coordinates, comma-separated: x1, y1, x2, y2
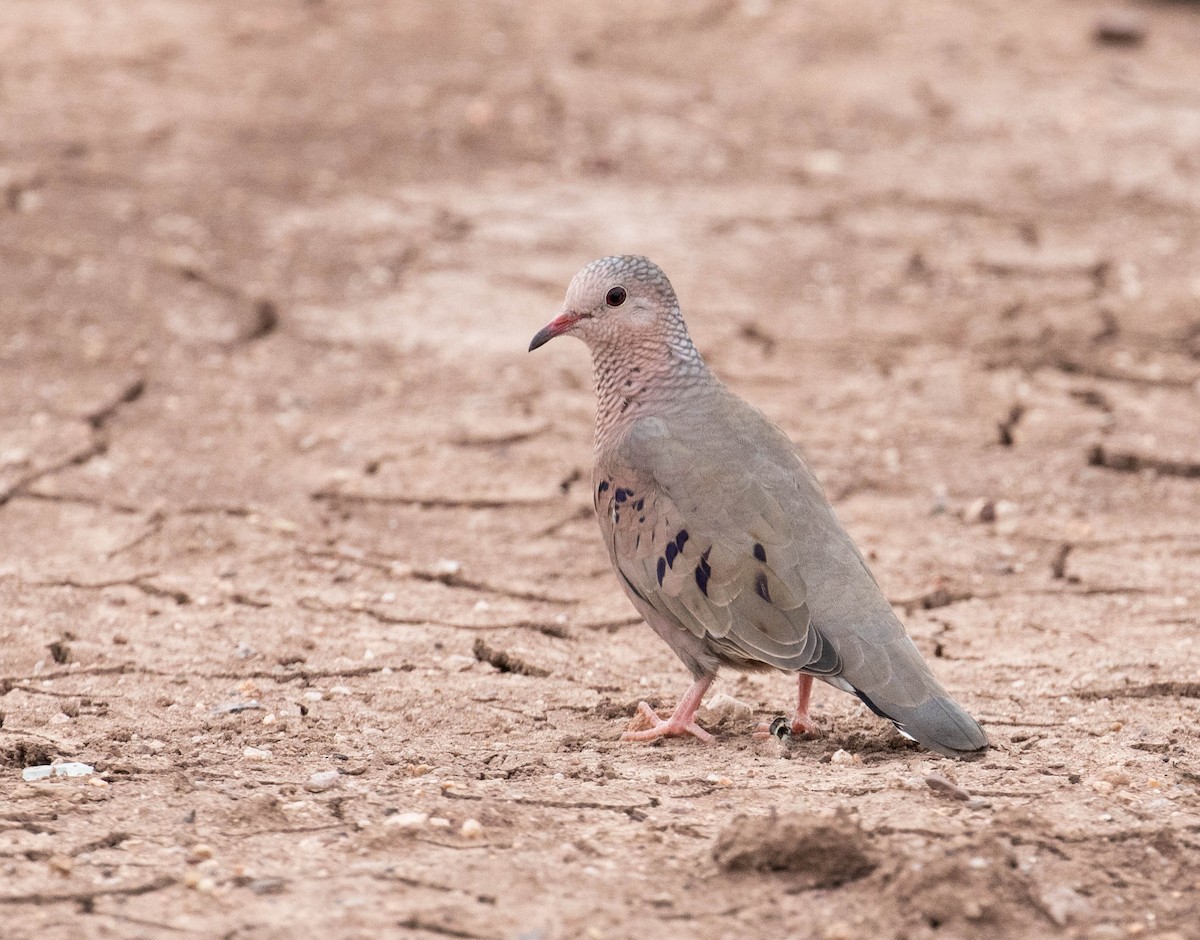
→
(2, 1, 1200, 938)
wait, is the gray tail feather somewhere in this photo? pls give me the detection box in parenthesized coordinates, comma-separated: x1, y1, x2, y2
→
(854, 687, 989, 760)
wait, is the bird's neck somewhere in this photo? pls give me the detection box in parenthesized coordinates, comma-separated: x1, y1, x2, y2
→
(590, 323, 710, 449)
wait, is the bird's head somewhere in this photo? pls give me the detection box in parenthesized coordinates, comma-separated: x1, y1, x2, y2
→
(528, 255, 681, 352)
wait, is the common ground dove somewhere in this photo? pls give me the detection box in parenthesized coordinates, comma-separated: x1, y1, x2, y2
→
(529, 256, 988, 759)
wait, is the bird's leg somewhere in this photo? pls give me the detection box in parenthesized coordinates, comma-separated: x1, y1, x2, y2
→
(791, 673, 820, 735)
(755, 673, 821, 740)
(621, 675, 715, 743)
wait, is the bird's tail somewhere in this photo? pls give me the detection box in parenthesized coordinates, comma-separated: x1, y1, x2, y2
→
(830, 634, 989, 759)
(852, 684, 988, 759)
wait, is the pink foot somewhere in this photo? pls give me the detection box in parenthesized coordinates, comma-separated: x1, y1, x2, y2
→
(623, 701, 715, 743)
(755, 674, 823, 740)
(790, 710, 821, 736)
(620, 676, 715, 744)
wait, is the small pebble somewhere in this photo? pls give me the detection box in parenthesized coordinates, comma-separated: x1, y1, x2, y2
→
(305, 770, 341, 793)
(187, 844, 214, 864)
(428, 817, 451, 828)
(243, 746, 272, 761)
(249, 877, 287, 895)
(48, 854, 73, 876)
(1093, 10, 1146, 46)
(385, 812, 428, 830)
(21, 762, 95, 782)
(704, 773, 733, 787)
(461, 818, 484, 838)
(965, 497, 996, 523)
(925, 773, 971, 801)
(211, 700, 263, 715)
(700, 692, 754, 722)
(830, 749, 860, 766)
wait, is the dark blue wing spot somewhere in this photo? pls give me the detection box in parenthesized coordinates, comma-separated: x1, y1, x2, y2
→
(634, 498, 644, 511)
(615, 488, 629, 503)
(638, 515, 645, 524)
(695, 547, 712, 595)
(656, 557, 666, 587)
(598, 480, 609, 494)
(753, 543, 766, 563)
(675, 530, 689, 551)
(755, 572, 771, 602)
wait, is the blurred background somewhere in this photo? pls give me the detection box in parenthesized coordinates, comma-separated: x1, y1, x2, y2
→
(1, 1, 1199, 937)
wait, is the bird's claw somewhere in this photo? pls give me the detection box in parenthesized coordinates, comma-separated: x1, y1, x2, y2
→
(621, 701, 715, 743)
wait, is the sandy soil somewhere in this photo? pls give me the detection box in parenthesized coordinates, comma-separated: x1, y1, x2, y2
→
(2, 1, 1200, 937)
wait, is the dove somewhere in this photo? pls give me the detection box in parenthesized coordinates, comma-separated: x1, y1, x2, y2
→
(529, 255, 988, 759)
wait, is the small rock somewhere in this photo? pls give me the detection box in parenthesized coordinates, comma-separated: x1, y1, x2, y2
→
(305, 770, 341, 793)
(965, 498, 996, 523)
(428, 817, 451, 828)
(1040, 885, 1093, 926)
(249, 877, 287, 895)
(21, 762, 96, 781)
(385, 812, 428, 830)
(925, 774, 971, 802)
(830, 749, 860, 766)
(461, 818, 484, 838)
(48, 853, 73, 876)
(699, 692, 755, 722)
(56, 761, 95, 777)
(243, 746, 272, 761)
(187, 844, 214, 864)
(1093, 11, 1146, 46)
(705, 773, 734, 787)
(212, 700, 263, 715)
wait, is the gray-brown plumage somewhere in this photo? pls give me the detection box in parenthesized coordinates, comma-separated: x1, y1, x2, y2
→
(529, 255, 987, 759)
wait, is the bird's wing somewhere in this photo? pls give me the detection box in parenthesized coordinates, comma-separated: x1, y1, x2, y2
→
(595, 415, 839, 674)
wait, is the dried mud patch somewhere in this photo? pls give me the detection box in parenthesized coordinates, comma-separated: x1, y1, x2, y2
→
(713, 808, 876, 889)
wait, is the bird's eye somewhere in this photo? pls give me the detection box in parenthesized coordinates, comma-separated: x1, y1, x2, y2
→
(605, 286, 627, 307)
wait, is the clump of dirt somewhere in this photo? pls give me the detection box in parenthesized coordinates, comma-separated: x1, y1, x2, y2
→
(881, 835, 1052, 934)
(713, 808, 876, 889)
(1, 739, 56, 768)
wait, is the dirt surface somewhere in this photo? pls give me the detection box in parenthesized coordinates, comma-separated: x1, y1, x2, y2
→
(2, 1, 1200, 937)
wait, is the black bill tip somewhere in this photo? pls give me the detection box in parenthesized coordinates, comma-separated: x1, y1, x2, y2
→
(528, 325, 555, 352)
